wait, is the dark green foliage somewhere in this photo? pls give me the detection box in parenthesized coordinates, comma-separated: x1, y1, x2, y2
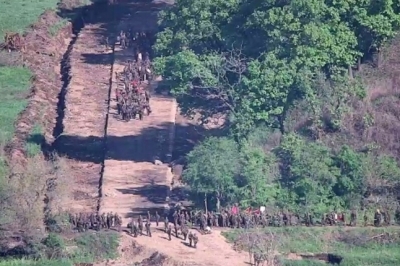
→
(156, 0, 400, 213)
(42, 233, 66, 258)
(183, 137, 241, 209)
(183, 127, 400, 212)
(154, 0, 400, 136)
(42, 233, 65, 250)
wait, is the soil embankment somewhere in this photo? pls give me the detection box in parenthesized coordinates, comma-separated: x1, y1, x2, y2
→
(54, 4, 117, 213)
(6, 10, 73, 164)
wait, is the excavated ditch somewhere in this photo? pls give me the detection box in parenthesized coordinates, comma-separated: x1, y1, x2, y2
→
(97, 37, 115, 211)
(51, 11, 84, 144)
(49, 1, 118, 214)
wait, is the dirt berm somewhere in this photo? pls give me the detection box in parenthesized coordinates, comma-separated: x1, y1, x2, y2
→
(5, 0, 92, 166)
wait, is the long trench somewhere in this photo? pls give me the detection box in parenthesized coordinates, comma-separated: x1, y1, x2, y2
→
(53, 0, 176, 220)
(53, 2, 118, 213)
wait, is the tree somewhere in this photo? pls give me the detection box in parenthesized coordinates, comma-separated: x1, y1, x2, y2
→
(331, 0, 400, 67)
(233, 228, 281, 265)
(156, 0, 400, 213)
(182, 137, 240, 210)
(154, 0, 364, 136)
(237, 143, 279, 207)
(155, 0, 240, 55)
(333, 145, 367, 207)
(276, 133, 340, 212)
(154, 49, 248, 126)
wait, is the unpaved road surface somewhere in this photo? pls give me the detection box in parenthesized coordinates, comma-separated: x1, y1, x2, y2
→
(58, 20, 114, 213)
(99, 9, 176, 226)
(95, 228, 249, 266)
(60, 0, 247, 265)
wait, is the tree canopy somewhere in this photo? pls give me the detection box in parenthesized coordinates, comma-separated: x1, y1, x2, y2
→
(155, 0, 400, 212)
(154, 0, 400, 136)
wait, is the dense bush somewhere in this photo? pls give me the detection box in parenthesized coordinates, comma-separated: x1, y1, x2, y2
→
(155, 0, 400, 213)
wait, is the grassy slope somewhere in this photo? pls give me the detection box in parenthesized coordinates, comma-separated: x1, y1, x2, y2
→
(0, 0, 62, 161)
(0, 66, 32, 180)
(0, 231, 119, 265)
(0, 0, 62, 143)
(0, 0, 62, 265)
(0, 0, 60, 37)
(224, 227, 400, 266)
(0, 66, 31, 143)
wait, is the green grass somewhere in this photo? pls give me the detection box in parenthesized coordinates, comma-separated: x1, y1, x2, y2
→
(0, 0, 58, 153)
(26, 124, 44, 157)
(223, 227, 400, 266)
(48, 18, 69, 36)
(0, 66, 32, 143)
(0, 0, 61, 38)
(0, 231, 120, 266)
(72, 231, 120, 262)
(0, 258, 74, 266)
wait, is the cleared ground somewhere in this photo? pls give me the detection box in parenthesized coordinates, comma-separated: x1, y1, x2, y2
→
(99, 8, 176, 226)
(56, 17, 114, 213)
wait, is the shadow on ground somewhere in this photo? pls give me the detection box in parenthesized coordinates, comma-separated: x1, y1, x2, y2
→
(118, 184, 169, 204)
(56, 0, 170, 67)
(30, 122, 220, 164)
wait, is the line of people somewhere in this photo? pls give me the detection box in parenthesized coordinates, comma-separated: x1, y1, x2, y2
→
(114, 30, 154, 122)
(68, 212, 122, 232)
(161, 207, 397, 229)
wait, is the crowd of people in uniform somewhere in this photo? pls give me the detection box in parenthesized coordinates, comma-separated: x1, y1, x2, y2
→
(127, 210, 200, 249)
(69, 212, 123, 232)
(183, 207, 396, 228)
(67, 206, 397, 253)
(111, 30, 154, 122)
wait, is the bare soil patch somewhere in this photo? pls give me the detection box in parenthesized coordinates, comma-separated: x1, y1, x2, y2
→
(55, 12, 117, 213)
(99, 8, 177, 224)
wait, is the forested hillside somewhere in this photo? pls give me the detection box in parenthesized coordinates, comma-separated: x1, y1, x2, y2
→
(154, 0, 400, 214)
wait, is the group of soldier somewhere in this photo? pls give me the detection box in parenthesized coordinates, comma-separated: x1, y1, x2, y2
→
(163, 207, 396, 230)
(127, 210, 200, 249)
(69, 212, 123, 232)
(112, 30, 154, 121)
(68, 210, 199, 249)
(67, 206, 396, 253)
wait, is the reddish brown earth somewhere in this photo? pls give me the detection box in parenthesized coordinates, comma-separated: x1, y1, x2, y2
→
(57, 19, 115, 213)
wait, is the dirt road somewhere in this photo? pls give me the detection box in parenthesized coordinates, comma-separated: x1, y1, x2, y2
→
(59, 1, 248, 264)
(58, 19, 114, 213)
(98, 8, 176, 226)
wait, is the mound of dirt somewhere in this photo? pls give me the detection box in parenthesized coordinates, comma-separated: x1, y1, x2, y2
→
(7, 1, 75, 165)
(121, 240, 144, 256)
(139, 252, 172, 266)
